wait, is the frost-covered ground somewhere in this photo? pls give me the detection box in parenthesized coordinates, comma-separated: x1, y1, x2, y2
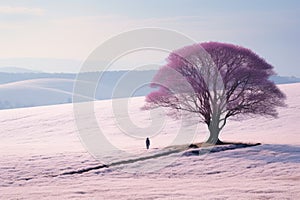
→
(0, 83, 299, 199)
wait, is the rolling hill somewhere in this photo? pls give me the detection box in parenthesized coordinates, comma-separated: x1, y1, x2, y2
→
(0, 70, 299, 110)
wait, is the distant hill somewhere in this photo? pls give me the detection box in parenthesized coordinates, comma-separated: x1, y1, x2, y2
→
(0, 67, 41, 73)
(0, 70, 299, 85)
(270, 75, 300, 84)
(0, 71, 299, 110)
(0, 71, 156, 110)
(0, 72, 76, 84)
(0, 79, 73, 109)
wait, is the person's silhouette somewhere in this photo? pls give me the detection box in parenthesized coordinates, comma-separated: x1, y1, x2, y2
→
(146, 137, 150, 149)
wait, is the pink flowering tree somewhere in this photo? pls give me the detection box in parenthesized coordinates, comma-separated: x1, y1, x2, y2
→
(144, 42, 286, 144)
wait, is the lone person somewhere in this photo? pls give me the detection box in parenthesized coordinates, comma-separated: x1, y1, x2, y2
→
(146, 137, 150, 149)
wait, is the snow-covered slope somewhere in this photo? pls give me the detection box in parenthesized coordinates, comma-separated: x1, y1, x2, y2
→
(0, 78, 74, 109)
(0, 83, 299, 199)
(0, 71, 156, 109)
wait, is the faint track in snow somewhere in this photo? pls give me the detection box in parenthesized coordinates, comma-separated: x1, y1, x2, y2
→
(57, 143, 261, 176)
(59, 148, 184, 176)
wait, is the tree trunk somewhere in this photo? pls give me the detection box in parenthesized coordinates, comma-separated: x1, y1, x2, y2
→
(206, 124, 223, 145)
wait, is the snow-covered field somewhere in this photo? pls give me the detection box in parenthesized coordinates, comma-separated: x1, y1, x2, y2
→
(0, 83, 299, 199)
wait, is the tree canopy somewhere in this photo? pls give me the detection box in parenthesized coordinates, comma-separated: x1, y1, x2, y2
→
(144, 42, 286, 144)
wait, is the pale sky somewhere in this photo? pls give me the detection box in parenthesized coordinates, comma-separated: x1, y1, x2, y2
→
(0, 0, 299, 76)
